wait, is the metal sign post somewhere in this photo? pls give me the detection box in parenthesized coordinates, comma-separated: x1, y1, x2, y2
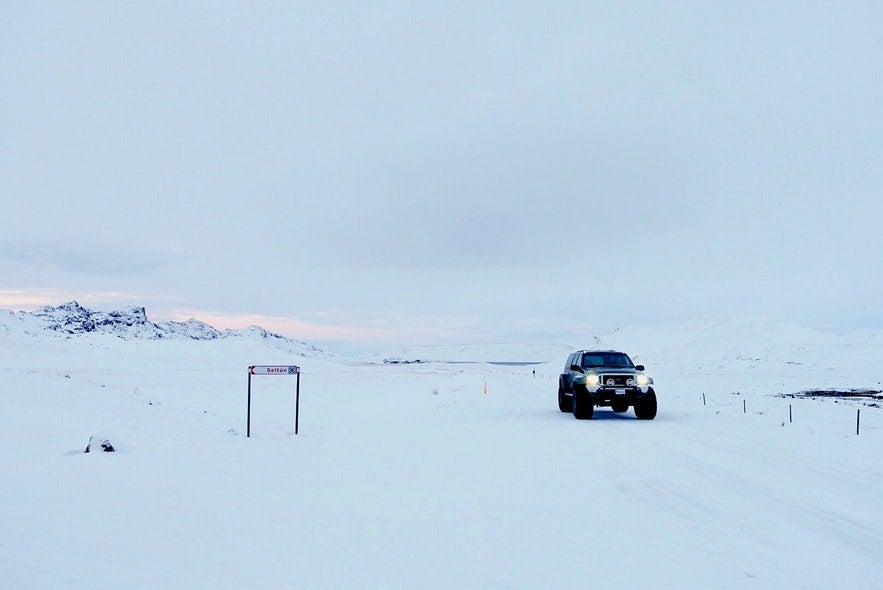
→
(247, 365, 301, 437)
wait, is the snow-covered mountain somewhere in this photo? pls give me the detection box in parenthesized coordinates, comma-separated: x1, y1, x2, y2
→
(0, 301, 327, 357)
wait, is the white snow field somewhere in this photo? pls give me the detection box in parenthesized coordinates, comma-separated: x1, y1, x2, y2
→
(2, 306, 882, 589)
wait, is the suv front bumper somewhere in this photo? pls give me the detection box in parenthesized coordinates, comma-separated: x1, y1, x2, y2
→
(586, 386, 650, 405)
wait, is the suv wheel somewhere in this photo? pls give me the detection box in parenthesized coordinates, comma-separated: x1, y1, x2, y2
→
(558, 383, 572, 413)
(634, 388, 657, 420)
(572, 386, 594, 420)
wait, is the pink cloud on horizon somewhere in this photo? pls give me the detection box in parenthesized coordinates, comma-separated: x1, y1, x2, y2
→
(163, 309, 463, 343)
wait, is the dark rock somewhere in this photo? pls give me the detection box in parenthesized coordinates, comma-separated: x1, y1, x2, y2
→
(84, 435, 115, 453)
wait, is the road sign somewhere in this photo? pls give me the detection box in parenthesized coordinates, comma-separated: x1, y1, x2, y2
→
(247, 365, 301, 437)
(249, 365, 300, 375)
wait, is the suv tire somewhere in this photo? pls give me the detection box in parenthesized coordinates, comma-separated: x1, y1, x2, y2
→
(558, 383, 572, 413)
(634, 388, 657, 420)
(572, 386, 594, 420)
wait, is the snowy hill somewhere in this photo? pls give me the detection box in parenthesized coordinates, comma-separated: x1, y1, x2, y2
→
(383, 313, 860, 364)
(380, 313, 882, 396)
(591, 313, 882, 395)
(379, 341, 574, 364)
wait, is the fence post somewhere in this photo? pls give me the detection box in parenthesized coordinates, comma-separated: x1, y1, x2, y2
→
(857, 408, 860, 436)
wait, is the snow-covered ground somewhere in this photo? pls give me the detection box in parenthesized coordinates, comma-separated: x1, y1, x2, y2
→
(2, 305, 882, 588)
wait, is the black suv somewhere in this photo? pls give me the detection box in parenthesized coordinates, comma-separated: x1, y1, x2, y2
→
(558, 350, 657, 420)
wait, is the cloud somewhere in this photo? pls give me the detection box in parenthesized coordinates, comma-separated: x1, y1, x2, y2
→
(0, 239, 169, 276)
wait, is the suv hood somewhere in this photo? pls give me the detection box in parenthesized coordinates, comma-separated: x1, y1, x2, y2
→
(586, 366, 639, 374)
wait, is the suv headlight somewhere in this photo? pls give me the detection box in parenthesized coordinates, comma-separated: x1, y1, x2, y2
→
(585, 374, 599, 386)
(636, 374, 649, 386)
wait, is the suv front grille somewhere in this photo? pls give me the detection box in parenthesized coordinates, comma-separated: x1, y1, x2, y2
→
(600, 374, 633, 387)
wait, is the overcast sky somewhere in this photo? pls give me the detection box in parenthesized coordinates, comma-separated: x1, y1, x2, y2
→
(2, 2, 881, 348)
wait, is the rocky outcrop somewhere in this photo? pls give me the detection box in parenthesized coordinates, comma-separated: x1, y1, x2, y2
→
(10, 302, 326, 357)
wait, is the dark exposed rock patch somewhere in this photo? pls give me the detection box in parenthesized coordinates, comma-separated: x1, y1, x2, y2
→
(84, 436, 115, 453)
(780, 389, 883, 407)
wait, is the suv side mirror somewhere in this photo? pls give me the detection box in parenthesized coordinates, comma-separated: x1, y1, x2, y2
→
(570, 364, 583, 372)
(635, 365, 645, 371)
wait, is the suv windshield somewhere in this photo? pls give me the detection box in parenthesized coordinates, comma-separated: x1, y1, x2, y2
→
(581, 352, 634, 369)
